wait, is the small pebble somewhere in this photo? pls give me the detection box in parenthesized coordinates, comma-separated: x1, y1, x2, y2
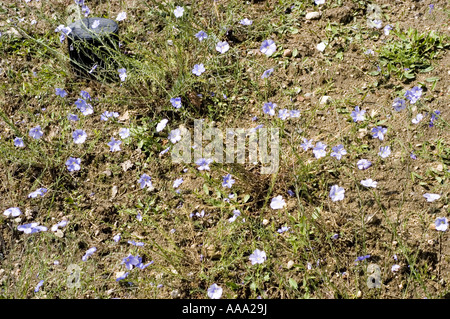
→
(305, 12, 321, 20)
(283, 49, 292, 57)
(319, 96, 332, 105)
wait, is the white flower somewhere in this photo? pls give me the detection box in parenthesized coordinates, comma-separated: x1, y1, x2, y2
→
(361, 179, 377, 188)
(156, 119, 169, 132)
(423, 193, 440, 202)
(116, 12, 127, 21)
(270, 195, 286, 210)
(316, 41, 327, 52)
(216, 41, 230, 54)
(174, 6, 184, 18)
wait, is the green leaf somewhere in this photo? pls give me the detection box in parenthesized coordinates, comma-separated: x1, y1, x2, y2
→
(426, 77, 439, 82)
(403, 72, 415, 79)
(420, 66, 434, 73)
(243, 194, 250, 203)
(226, 282, 239, 290)
(203, 183, 209, 195)
(250, 282, 257, 291)
(289, 278, 298, 290)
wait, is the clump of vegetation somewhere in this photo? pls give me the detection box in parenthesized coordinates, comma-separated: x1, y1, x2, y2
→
(379, 27, 449, 81)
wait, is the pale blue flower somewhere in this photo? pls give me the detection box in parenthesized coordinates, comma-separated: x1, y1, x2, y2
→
(196, 158, 213, 171)
(81, 4, 90, 17)
(239, 18, 253, 25)
(378, 145, 391, 158)
(170, 97, 182, 109)
(384, 25, 393, 35)
(28, 187, 47, 198)
(116, 272, 129, 281)
(55, 88, 67, 98)
(371, 19, 382, 29)
(92, 19, 100, 29)
(331, 144, 347, 160)
(101, 111, 119, 121)
(216, 41, 230, 54)
(66, 157, 81, 172)
(195, 30, 208, 41)
(118, 68, 127, 81)
(119, 128, 130, 139)
(72, 129, 87, 144)
(404, 86, 422, 104)
(192, 64, 206, 76)
(261, 68, 274, 79)
(290, 110, 301, 118)
(121, 254, 141, 270)
(107, 137, 122, 152)
(222, 174, 235, 188)
(313, 142, 327, 159)
(68, 113, 79, 121)
(262, 102, 276, 115)
(128, 240, 145, 246)
(74, 99, 93, 115)
(113, 234, 121, 242)
(55, 24, 71, 43)
(351, 106, 366, 122)
(168, 128, 182, 143)
(357, 159, 372, 170)
(160, 147, 170, 155)
(315, 0, 325, 4)
(34, 280, 44, 293)
(80, 90, 91, 100)
(429, 110, 440, 127)
(423, 193, 440, 202)
(371, 126, 387, 141)
(29, 125, 43, 139)
(392, 98, 406, 111)
(278, 109, 289, 120)
(138, 173, 152, 189)
(277, 226, 290, 234)
(82, 247, 97, 261)
(173, 178, 183, 188)
(329, 185, 345, 201)
(51, 219, 68, 232)
(174, 6, 184, 18)
(228, 210, 241, 223)
(3, 207, 22, 217)
(435, 217, 448, 231)
(260, 39, 276, 56)
(249, 249, 266, 265)
(391, 264, 400, 272)
(14, 137, 25, 148)
(412, 114, 423, 124)
(355, 254, 371, 264)
(116, 12, 127, 21)
(361, 179, 377, 188)
(207, 283, 223, 299)
(300, 138, 313, 151)
(18, 222, 47, 234)
(156, 119, 169, 132)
